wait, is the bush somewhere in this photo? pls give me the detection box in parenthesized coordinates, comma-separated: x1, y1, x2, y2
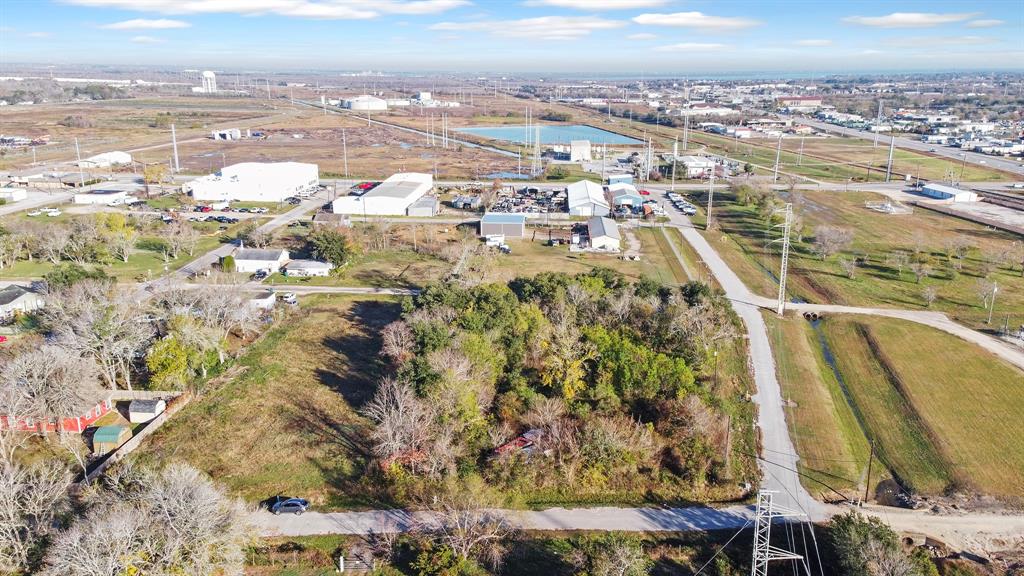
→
(43, 263, 111, 290)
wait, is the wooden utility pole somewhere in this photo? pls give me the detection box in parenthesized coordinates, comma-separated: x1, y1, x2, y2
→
(863, 440, 875, 504)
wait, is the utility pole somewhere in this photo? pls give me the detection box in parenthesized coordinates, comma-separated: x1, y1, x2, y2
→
(670, 137, 678, 191)
(885, 134, 895, 182)
(873, 99, 883, 147)
(682, 114, 689, 151)
(74, 137, 85, 186)
(171, 123, 180, 173)
(751, 491, 804, 576)
(775, 203, 793, 316)
(706, 169, 715, 229)
(773, 135, 782, 183)
(988, 281, 998, 324)
(863, 440, 875, 504)
(797, 136, 804, 167)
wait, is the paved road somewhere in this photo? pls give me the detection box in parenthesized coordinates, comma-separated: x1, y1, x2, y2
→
(795, 117, 1024, 177)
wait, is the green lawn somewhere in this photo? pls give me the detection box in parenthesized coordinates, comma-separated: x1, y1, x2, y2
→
(699, 189, 1024, 330)
(265, 250, 451, 289)
(768, 313, 1024, 501)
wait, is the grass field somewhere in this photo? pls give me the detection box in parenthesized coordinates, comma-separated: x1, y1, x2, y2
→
(266, 250, 451, 289)
(691, 189, 1024, 330)
(136, 295, 400, 510)
(768, 313, 1024, 501)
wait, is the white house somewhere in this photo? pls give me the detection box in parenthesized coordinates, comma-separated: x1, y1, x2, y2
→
(678, 156, 714, 178)
(77, 151, 132, 168)
(332, 172, 433, 216)
(185, 162, 318, 202)
(231, 248, 289, 274)
(921, 183, 979, 203)
(128, 399, 166, 424)
(0, 284, 44, 320)
(247, 290, 277, 310)
(588, 216, 620, 251)
(567, 180, 609, 217)
(284, 259, 334, 277)
(0, 187, 27, 202)
(344, 95, 388, 111)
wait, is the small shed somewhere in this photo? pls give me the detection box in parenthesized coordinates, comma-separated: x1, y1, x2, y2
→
(452, 195, 482, 210)
(92, 425, 131, 455)
(607, 173, 633, 185)
(588, 216, 621, 251)
(128, 399, 166, 424)
(480, 213, 527, 238)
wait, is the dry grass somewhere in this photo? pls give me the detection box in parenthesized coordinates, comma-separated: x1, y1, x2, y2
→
(135, 295, 402, 510)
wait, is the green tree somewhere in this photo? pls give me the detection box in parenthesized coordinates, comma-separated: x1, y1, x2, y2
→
(567, 532, 651, 576)
(146, 336, 194, 390)
(220, 254, 236, 272)
(307, 226, 354, 268)
(829, 512, 931, 576)
(43, 263, 111, 290)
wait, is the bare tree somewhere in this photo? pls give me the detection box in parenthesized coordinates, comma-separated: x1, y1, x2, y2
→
(363, 376, 435, 463)
(910, 230, 928, 255)
(42, 281, 154, 390)
(108, 226, 139, 263)
(672, 300, 738, 353)
(944, 237, 973, 271)
(976, 278, 996, 311)
(412, 483, 514, 570)
(164, 221, 201, 259)
(864, 539, 917, 576)
(39, 225, 72, 264)
(44, 463, 253, 576)
(909, 261, 932, 284)
(155, 282, 259, 364)
(380, 320, 415, 364)
(921, 286, 938, 308)
(838, 257, 857, 279)
(65, 218, 103, 265)
(0, 344, 103, 424)
(885, 250, 909, 279)
(812, 225, 854, 260)
(0, 456, 71, 573)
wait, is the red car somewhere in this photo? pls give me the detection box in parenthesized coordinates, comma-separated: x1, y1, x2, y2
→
(200, 206, 213, 213)
(0, 336, 8, 344)
(639, 189, 651, 195)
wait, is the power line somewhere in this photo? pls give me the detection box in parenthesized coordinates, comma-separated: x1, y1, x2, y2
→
(693, 518, 752, 575)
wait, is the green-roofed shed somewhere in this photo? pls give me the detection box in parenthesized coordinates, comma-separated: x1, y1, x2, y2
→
(92, 425, 131, 455)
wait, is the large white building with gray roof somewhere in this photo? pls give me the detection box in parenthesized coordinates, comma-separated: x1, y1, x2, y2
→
(332, 172, 433, 216)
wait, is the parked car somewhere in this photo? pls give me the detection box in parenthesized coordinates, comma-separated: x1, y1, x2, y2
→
(269, 496, 308, 515)
(252, 270, 268, 281)
(278, 292, 297, 305)
(200, 206, 213, 213)
(47, 209, 62, 217)
(27, 210, 42, 217)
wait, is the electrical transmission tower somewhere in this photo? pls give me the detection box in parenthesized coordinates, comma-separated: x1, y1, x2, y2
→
(773, 203, 793, 315)
(884, 134, 895, 183)
(530, 125, 541, 176)
(751, 491, 804, 576)
(772, 135, 782, 183)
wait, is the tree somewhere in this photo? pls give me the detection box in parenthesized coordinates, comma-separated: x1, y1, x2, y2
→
(812, 225, 854, 260)
(921, 286, 937, 308)
(829, 512, 931, 576)
(308, 226, 354, 268)
(0, 345, 103, 424)
(102, 213, 138, 263)
(886, 251, 909, 280)
(238, 222, 272, 249)
(154, 283, 259, 364)
(43, 463, 254, 576)
(839, 257, 857, 279)
(146, 334, 196, 390)
(567, 532, 651, 576)
(143, 164, 168, 196)
(41, 281, 154, 390)
(975, 279, 996, 312)
(43, 263, 111, 291)
(909, 261, 932, 284)
(380, 320, 415, 365)
(162, 220, 200, 259)
(944, 237, 972, 271)
(0, 457, 70, 573)
(411, 480, 514, 571)
(743, 162, 754, 175)
(363, 376, 435, 463)
(221, 254, 236, 272)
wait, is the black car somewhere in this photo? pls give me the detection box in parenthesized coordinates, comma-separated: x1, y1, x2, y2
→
(252, 270, 268, 281)
(269, 496, 308, 515)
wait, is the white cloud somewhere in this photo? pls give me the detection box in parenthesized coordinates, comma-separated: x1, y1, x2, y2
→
(796, 39, 832, 47)
(967, 19, 1004, 28)
(626, 33, 657, 40)
(130, 35, 164, 43)
(842, 12, 979, 28)
(653, 42, 727, 52)
(860, 49, 884, 55)
(884, 35, 996, 47)
(26, 31, 51, 38)
(632, 11, 760, 31)
(524, 0, 669, 8)
(101, 18, 191, 29)
(62, 0, 469, 19)
(431, 16, 624, 40)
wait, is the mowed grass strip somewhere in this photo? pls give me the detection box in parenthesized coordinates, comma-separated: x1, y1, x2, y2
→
(136, 295, 402, 510)
(764, 313, 871, 500)
(821, 318, 953, 494)
(860, 317, 1024, 500)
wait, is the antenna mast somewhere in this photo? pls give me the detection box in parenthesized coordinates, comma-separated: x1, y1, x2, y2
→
(171, 124, 180, 173)
(751, 491, 804, 576)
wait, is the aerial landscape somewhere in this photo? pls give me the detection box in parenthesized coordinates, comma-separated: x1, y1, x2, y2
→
(1, 0, 1023, 575)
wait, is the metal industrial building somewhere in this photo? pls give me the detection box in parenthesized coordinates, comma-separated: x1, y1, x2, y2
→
(479, 213, 527, 238)
(588, 216, 620, 251)
(343, 95, 388, 111)
(567, 180, 610, 217)
(570, 140, 592, 162)
(921, 183, 979, 203)
(332, 173, 433, 216)
(77, 151, 132, 168)
(185, 162, 319, 202)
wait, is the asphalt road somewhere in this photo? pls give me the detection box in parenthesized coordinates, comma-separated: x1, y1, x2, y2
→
(795, 117, 1024, 177)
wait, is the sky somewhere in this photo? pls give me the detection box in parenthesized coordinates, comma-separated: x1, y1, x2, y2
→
(0, 0, 1022, 74)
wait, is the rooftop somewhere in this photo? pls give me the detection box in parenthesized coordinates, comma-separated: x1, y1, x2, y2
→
(588, 216, 620, 240)
(361, 172, 433, 200)
(0, 284, 36, 306)
(234, 248, 287, 261)
(481, 213, 527, 224)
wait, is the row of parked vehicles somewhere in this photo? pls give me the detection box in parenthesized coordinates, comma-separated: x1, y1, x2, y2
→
(26, 207, 61, 217)
(193, 205, 270, 214)
(666, 192, 698, 216)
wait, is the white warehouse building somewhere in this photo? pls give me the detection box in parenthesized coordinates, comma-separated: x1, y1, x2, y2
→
(332, 172, 433, 216)
(344, 95, 388, 111)
(77, 151, 132, 168)
(566, 180, 609, 217)
(921, 183, 979, 203)
(185, 162, 318, 202)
